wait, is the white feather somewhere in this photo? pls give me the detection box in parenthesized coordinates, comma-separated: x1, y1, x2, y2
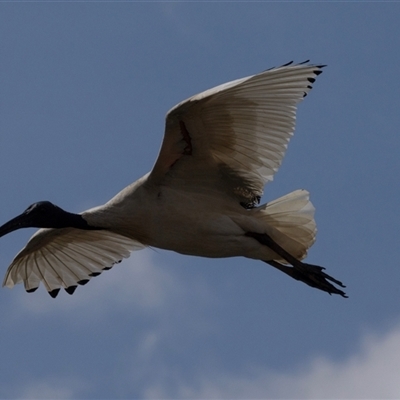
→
(255, 190, 316, 261)
(3, 229, 144, 292)
(151, 63, 320, 205)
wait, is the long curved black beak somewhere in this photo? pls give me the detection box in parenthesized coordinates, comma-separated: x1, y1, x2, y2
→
(0, 213, 32, 238)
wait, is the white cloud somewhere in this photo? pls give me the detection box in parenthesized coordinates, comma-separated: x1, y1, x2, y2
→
(144, 322, 400, 399)
(9, 310, 400, 400)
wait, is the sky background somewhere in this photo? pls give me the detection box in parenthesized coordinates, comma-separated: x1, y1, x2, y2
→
(1, 2, 400, 399)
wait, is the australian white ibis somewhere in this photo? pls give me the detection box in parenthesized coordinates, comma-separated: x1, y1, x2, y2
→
(0, 61, 347, 298)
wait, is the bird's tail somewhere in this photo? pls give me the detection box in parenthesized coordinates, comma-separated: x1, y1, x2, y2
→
(255, 189, 316, 262)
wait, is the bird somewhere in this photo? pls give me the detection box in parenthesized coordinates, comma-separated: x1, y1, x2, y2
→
(0, 61, 347, 299)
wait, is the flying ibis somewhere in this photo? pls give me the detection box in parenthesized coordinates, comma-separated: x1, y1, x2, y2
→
(0, 61, 347, 298)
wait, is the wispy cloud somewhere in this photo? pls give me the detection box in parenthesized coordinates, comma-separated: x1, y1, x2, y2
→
(143, 322, 400, 399)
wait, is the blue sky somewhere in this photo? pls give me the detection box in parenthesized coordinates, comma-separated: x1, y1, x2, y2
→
(1, 3, 400, 399)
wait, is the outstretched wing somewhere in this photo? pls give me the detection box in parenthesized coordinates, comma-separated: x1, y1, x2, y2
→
(150, 62, 323, 207)
(2, 228, 145, 297)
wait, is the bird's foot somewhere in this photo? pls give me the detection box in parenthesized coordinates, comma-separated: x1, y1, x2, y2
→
(298, 262, 348, 298)
(248, 231, 348, 297)
(266, 260, 347, 298)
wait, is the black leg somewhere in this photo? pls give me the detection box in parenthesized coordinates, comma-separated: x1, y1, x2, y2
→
(245, 232, 347, 298)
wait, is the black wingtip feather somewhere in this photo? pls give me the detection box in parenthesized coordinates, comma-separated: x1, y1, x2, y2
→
(77, 279, 89, 286)
(281, 60, 293, 67)
(26, 287, 38, 293)
(89, 272, 101, 277)
(65, 286, 77, 295)
(48, 288, 60, 298)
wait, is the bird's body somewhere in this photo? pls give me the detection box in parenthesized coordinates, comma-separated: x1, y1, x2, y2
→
(86, 175, 266, 259)
(0, 62, 347, 298)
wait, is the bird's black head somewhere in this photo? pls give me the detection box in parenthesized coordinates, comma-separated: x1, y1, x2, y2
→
(21, 201, 72, 228)
(0, 201, 93, 238)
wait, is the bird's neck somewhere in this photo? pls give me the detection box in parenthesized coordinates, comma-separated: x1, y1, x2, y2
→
(63, 212, 103, 230)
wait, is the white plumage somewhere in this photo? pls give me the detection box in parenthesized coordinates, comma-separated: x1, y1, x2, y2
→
(0, 61, 347, 298)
